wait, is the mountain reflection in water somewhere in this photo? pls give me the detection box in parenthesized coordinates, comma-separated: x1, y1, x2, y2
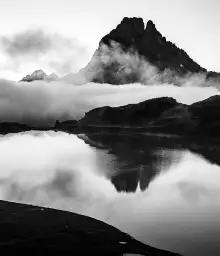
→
(78, 133, 220, 256)
(80, 133, 220, 193)
(1, 131, 220, 256)
(80, 133, 184, 192)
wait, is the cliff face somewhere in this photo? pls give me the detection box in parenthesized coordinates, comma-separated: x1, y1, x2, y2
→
(84, 17, 207, 84)
(101, 18, 204, 73)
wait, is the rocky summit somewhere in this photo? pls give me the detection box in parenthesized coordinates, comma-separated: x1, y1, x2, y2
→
(20, 17, 220, 85)
(83, 17, 218, 84)
(20, 69, 59, 82)
(101, 18, 204, 73)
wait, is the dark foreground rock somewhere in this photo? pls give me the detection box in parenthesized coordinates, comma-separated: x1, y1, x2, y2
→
(0, 200, 180, 255)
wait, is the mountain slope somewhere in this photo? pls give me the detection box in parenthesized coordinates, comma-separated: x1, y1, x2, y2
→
(78, 95, 220, 137)
(20, 69, 59, 82)
(83, 17, 216, 84)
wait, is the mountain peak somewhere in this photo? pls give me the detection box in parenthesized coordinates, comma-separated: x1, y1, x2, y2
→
(20, 69, 46, 82)
(146, 20, 156, 30)
(145, 20, 161, 37)
(20, 70, 58, 82)
(84, 16, 206, 84)
(100, 17, 145, 47)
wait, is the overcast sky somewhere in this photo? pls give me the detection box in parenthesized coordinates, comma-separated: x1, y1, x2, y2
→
(0, 0, 219, 79)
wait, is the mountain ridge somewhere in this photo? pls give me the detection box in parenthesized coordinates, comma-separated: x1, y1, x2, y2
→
(20, 17, 220, 84)
(83, 17, 219, 84)
(1, 95, 220, 139)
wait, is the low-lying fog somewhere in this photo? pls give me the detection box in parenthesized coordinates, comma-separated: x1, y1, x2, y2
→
(0, 79, 219, 125)
(0, 34, 219, 126)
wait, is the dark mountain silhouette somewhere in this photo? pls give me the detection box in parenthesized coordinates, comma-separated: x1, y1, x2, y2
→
(1, 95, 220, 140)
(83, 17, 219, 84)
(78, 95, 220, 138)
(79, 133, 220, 193)
(78, 97, 181, 127)
(2, 95, 220, 139)
(20, 17, 220, 84)
(80, 133, 183, 192)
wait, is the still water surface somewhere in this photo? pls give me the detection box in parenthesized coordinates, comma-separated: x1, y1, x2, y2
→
(80, 133, 220, 256)
(0, 131, 220, 256)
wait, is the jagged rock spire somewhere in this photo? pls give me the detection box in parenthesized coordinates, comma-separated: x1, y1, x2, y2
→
(84, 17, 207, 84)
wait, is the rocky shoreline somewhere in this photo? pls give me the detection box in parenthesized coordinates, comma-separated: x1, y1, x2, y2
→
(0, 200, 181, 255)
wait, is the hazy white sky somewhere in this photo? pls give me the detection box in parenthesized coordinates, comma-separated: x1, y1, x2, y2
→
(0, 0, 219, 79)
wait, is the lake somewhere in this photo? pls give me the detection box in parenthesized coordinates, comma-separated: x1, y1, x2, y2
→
(0, 131, 220, 255)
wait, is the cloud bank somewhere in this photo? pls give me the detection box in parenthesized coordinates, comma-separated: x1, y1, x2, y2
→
(0, 78, 218, 126)
(83, 41, 219, 86)
(1, 29, 52, 57)
(0, 29, 89, 79)
(0, 36, 219, 126)
(0, 131, 116, 216)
